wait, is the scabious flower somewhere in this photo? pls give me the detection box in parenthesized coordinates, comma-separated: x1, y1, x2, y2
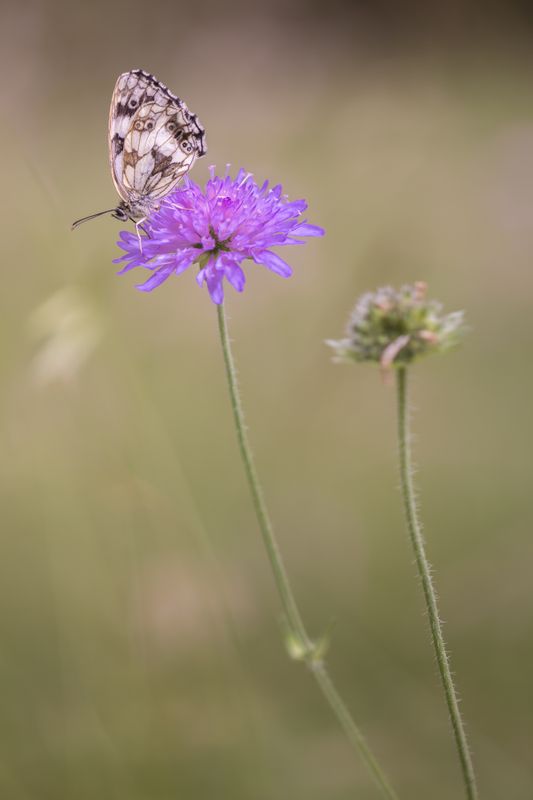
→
(114, 167, 325, 304)
(327, 282, 466, 368)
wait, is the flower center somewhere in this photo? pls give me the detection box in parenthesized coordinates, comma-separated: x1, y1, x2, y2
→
(209, 226, 232, 253)
(195, 227, 233, 270)
(192, 226, 232, 254)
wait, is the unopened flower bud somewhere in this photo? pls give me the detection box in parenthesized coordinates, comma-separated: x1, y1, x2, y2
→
(327, 283, 466, 368)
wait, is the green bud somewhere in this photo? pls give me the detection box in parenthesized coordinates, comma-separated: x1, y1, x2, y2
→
(327, 282, 466, 368)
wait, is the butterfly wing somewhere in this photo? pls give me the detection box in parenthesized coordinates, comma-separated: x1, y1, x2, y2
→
(108, 69, 206, 205)
(121, 100, 202, 200)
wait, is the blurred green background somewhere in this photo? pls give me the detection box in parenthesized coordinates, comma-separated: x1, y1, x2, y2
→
(1, 1, 533, 797)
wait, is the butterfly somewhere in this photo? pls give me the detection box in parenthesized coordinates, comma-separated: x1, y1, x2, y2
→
(72, 69, 206, 232)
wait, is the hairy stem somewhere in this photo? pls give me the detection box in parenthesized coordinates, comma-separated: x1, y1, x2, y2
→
(396, 366, 478, 800)
(216, 303, 399, 800)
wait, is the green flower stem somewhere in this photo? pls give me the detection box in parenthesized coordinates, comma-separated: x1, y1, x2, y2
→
(396, 367, 478, 800)
(216, 303, 399, 800)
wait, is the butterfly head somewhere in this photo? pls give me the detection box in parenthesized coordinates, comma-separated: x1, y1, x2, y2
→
(111, 204, 130, 222)
(71, 202, 133, 230)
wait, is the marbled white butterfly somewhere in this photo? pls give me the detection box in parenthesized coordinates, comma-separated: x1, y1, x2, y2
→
(72, 69, 206, 231)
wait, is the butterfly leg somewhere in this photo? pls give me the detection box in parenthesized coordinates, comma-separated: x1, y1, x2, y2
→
(135, 218, 150, 254)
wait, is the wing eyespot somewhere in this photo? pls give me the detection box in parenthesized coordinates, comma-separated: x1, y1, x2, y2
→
(133, 118, 154, 131)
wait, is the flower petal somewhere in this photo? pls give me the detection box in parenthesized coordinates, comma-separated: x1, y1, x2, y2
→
(223, 261, 246, 292)
(115, 259, 142, 273)
(196, 267, 207, 288)
(291, 223, 325, 237)
(253, 250, 293, 278)
(174, 248, 198, 275)
(136, 266, 175, 292)
(206, 271, 224, 304)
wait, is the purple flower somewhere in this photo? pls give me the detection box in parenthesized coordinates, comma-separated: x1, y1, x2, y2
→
(114, 167, 325, 304)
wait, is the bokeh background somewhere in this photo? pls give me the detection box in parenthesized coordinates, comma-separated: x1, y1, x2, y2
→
(1, 1, 533, 797)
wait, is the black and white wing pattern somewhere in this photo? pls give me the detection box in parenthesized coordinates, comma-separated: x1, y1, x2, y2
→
(108, 69, 206, 217)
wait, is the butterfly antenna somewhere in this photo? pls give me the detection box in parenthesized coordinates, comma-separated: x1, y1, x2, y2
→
(71, 208, 119, 230)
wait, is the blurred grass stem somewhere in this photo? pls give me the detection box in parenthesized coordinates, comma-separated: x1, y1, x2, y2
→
(396, 367, 478, 800)
(216, 303, 399, 800)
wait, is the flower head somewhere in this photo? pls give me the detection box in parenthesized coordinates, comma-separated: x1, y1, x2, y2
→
(327, 282, 466, 368)
(114, 167, 324, 304)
